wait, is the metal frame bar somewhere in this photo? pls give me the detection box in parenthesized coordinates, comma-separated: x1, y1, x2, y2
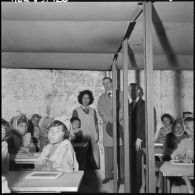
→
(123, 38, 130, 193)
(143, 1, 155, 193)
(112, 59, 118, 193)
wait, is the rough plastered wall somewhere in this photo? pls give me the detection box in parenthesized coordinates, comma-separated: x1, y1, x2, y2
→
(1, 69, 193, 177)
(2, 69, 106, 177)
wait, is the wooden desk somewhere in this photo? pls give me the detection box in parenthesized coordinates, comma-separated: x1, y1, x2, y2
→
(9, 153, 40, 164)
(71, 141, 89, 170)
(159, 161, 194, 193)
(142, 147, 164, 157)
(4, 171, 84, 192)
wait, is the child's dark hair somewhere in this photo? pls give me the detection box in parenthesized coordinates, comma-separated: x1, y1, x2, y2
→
(161, 113, 174, 124)
(70, 117, 81, 124)
(2, 118, 11, 135)
(50, 120, 69, 139)
(184, 117, 194, 122)
(102, 77, 112, 82)
(31, 114, 41, 120)
(78, 90, 94, 105)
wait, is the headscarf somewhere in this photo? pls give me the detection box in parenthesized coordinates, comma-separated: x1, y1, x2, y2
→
(183, 113, 194, 121)
(11, 112, 27, 131)
(54, 115, 71, 132)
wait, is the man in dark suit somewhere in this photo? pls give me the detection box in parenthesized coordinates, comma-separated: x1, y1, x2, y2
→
(128, 83, 145, 193)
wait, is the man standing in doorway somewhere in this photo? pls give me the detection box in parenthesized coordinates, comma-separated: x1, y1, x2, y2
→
(98, 77, 124, 185)
(129, 83, 145, 193)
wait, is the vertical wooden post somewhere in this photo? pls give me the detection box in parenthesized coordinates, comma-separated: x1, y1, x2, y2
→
(143, 1, 155, 193)
(123, 39, 130, 193)
(112, 59, 118, 193)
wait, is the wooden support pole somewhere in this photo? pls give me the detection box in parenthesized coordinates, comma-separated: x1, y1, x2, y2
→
(143, 1, 155, 193)
(112, 59, 118, 193)
(122, 39, 130, 193)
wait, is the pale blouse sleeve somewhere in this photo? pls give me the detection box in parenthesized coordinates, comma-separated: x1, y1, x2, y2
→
(53, 144, 78, 172)
(171, 139, 186, 159)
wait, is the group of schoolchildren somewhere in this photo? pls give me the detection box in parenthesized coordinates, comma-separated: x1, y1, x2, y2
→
(2, 111, 86, 192)
(155, 111, 194, 193)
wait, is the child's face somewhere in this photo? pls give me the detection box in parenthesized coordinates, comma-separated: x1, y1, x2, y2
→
(31, 116, 39, 127)
(173, 123, 184, 136)
(72, 120, 80, 130)
(162, 117, 171, 127)
(1, 126, 6, 141)
(184, 121, 194, 136)
(17, 122, 28, 136)
(48, 125, 65, 144)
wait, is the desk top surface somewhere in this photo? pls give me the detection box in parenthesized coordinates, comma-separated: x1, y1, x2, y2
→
(159, 161, 194, 177)
(71, 141, 89, 148)
(4, 170, 84, 192)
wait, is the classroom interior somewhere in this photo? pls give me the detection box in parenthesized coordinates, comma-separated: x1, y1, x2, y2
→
(1, 1, 194, 193)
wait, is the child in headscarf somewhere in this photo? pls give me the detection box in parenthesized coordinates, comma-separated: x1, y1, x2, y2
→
(7, 112, 36, 154)
(35, 116, 78, 172)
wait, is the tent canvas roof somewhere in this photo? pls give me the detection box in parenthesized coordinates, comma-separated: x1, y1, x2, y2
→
(2, 2, 193, 70)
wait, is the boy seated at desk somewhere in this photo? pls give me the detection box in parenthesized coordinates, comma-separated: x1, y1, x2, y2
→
(170, 116, 194, 193)
(34, 117, 78, 172)
(69, 117, 83, 142)
(7, 112, 36, 154)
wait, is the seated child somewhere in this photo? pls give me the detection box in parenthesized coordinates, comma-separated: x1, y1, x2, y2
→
(183, 111, 193, 135)
(7, 113, 36, 154)
(170, 116, 194, 193)
(163, 118, 189, 160)
(34, 117, 78, 172)
(2, 119, 10, 173)
(69, 117, 83, 142)
(28, 114, 41, 151)
(155, 113, 174, 143)
(38, 116, 53, 152)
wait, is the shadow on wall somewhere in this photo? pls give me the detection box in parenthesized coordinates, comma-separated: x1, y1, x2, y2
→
(152, 5, 183, 116)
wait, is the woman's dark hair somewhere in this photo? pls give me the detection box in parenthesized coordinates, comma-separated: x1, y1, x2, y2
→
(50, 120, 69, 139)
(70, 117, 81, 124)
(78, 90, 94, 105)
(161, 113, 174, 124)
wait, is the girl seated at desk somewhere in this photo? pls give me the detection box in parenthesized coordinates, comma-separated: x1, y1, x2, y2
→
(28, 114, 41, 152)
(170, 116, 194, 193)
(7, 112, 36, 154)
(35, 117, 78, 172)
(163, 118, 189, 160)
(155, 113, 174, 143)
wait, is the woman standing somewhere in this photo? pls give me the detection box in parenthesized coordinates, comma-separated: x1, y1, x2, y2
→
(72, 90, 100, 169)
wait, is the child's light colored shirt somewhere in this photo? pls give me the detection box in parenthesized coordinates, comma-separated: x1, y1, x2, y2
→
(35, 139, 78, 172)
(171, 137, 194, 161)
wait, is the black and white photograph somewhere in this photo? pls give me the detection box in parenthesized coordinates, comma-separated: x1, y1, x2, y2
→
(1, 0, 194, 193)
